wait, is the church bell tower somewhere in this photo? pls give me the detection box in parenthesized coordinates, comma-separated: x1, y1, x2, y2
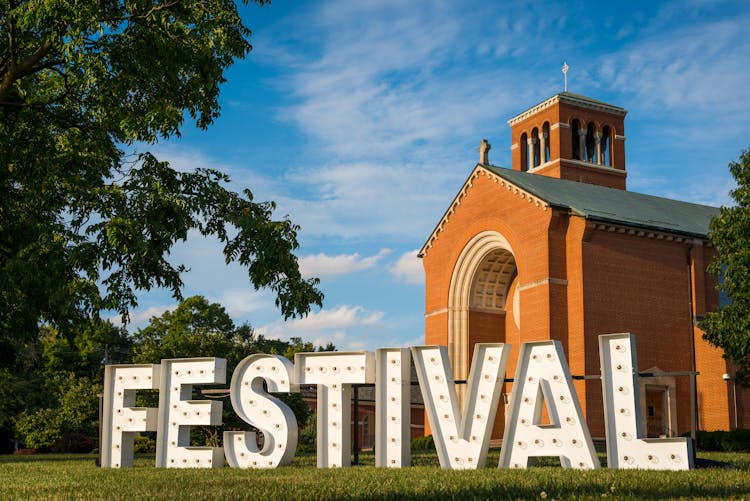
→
(508, 92, 627, 190)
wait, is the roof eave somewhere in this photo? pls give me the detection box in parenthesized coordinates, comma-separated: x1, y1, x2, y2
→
(418, 164, 486, 258)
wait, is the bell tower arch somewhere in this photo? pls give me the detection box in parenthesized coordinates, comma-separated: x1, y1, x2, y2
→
(509, 92, 628, 190)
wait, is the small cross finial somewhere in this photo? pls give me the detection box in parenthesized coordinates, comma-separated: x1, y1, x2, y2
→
(478, 139, 491, 165)
(562, 61, 569, 92)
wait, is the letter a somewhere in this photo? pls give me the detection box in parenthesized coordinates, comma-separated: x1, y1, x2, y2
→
(499, 340, 599, 469)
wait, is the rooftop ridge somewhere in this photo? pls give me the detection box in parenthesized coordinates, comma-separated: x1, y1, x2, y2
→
(484, 165, 719, 238)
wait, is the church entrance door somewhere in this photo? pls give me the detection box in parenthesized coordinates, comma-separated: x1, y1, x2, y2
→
(645, 385, 669, 438)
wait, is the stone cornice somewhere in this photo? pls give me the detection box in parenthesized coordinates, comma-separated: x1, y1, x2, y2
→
(508, 93, 627, 126)
(558, 158, 627, 176)
(586, 220, 712, 245)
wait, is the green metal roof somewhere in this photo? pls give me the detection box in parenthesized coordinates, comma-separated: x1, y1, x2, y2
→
(485, 165, 720, 238)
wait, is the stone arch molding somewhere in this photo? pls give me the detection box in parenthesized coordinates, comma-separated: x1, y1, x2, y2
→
(448, 231, 517, 380)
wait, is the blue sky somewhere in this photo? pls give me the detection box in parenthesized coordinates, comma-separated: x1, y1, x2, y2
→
(120, 0, 750, 352)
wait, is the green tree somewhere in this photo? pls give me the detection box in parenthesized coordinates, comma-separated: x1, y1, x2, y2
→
(0, 0, 322, 367)
(14, 372, 99, 451)
(701, 148, 750, 387)
(41, 320, 133, 379)
(4, 320, 130, 450)
(133, 295, 253, 370)
(282, 336, 336, 359)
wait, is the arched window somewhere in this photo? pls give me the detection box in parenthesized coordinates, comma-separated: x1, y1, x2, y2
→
(585, 122, 596, 163)
(520, 132, 528, 171)
(531, 128, 540, 168)
(542, 122, 551, 163)
(571, 119, 581, 160)
(601, 125, 611, 166)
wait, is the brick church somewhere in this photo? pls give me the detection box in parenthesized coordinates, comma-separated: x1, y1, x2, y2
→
(419, 91, 748, 439)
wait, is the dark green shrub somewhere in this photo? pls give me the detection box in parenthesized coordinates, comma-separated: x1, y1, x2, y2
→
(299, 413, 316, 448)
(134, 435, 156, 453)
(51, 432, 94, 453)
(685, 429, 750, 451)
(296, 443, 315, 454)
(720, 429, 750, 451)
(410, 434, 435, 450)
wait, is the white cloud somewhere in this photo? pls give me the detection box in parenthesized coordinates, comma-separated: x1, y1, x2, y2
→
(605, 18, 750, 118)
(261, 1, 535, 166)
(110, 304, 176, 329)
(286, 305, 383, 331)
(390, 249, 424, 285)
(213, 289, 271, 319)
(299, 248, 391, 277)
(256, 305, 384, 348)
(277, 161, 463, 240)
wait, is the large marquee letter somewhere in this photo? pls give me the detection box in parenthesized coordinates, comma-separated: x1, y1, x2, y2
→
(294, 351, 375, 468)
(156, 358, 226, 468)
(101, 364, 160, 468)
(499, 341, 599, 469)
(224, 354, 298, 468)
(412, 344, 510, 469)
(599, 333, 693, 470)
(375, 348, 411, 468)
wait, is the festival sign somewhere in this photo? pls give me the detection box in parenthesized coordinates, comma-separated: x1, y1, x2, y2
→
(101, 333, 693, 470)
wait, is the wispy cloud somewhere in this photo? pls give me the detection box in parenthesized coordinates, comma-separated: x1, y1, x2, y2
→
(299, 248, 391, 277)
(214, 289, 271, 320)
(109, 304, 176, 330)
(260, 2, 539, 165)
(602, 17, 750, 120)
(389, 249, 424, 285)
(277, 162, 465, 241)
(257, 304, 384, 349)
(254, 0, 750, 238)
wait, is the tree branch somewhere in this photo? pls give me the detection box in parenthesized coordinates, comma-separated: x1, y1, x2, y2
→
(0, 39, 55, 101)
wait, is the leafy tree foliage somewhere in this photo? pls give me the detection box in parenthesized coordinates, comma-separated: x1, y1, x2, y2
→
(7, 319, 127, 450)
(14, 373, 99, 451)
(133, 296, 243, 366)
(0, 0, 322, 368)
(701, 148, 750, 387)
(41, 320, 133, 379)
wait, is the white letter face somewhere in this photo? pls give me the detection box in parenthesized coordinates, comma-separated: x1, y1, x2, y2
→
(156, 358, 226, 468)
(375, 348, 411, 468)
(412, 344, 510, 469)
(499, 341, 599, 469)
(294, 351, 375, 468)
(599, 333, 693, 470)
(101, 364, 160, 468)
(224, 354, 298, 468)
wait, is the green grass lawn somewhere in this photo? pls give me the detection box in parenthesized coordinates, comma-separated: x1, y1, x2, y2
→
(1, 451, 749, 500)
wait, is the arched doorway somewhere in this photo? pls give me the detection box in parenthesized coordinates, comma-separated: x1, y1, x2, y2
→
(448, 231, 519, 379)
(448, 231, 518, 437)
(447, 231, 519, 439)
